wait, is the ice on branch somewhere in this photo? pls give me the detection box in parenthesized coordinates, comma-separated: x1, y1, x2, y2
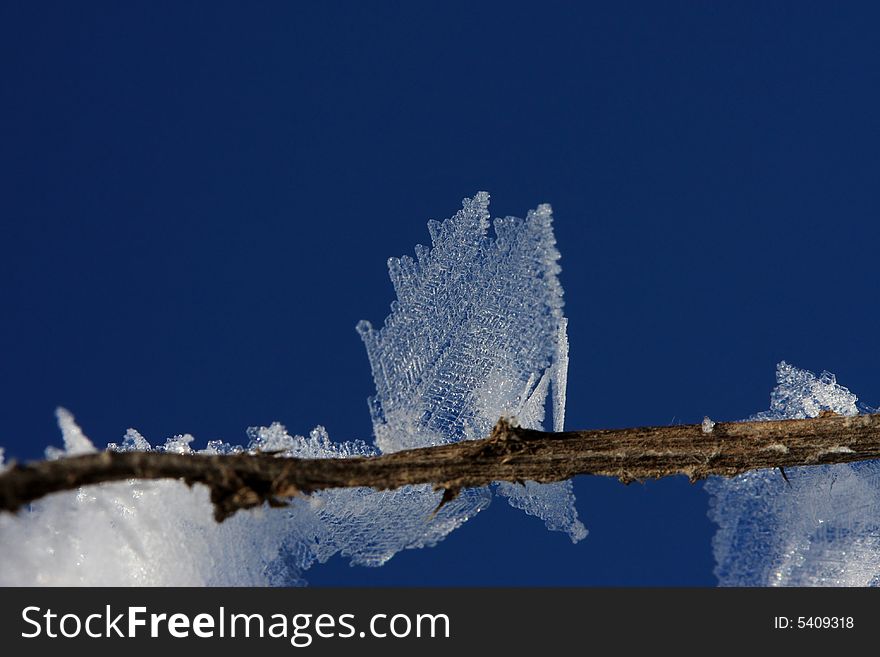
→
(0, 193, 583, 586)
(706, 361, 880, 586)
(701, 417, 716, 434)
(358, 191, 585, 541)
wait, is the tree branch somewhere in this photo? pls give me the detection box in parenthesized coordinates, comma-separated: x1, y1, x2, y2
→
(2, 413, 879, 522)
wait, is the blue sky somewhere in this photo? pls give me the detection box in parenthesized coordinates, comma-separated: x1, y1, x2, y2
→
(3, 2, 880, 585)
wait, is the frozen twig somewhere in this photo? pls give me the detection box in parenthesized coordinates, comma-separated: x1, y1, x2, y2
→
(2, 413, 880, 522)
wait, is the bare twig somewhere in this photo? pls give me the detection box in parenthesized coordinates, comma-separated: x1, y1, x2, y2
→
(2, 413, 879, 522)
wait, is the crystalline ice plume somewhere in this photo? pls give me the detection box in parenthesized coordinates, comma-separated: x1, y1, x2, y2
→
(706, 361, 880, 586)
(0, 193, 584, 586)
(358, 192, 585, 541)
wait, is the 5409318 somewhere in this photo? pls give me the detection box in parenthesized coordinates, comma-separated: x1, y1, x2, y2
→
(774, 616, 854, 629)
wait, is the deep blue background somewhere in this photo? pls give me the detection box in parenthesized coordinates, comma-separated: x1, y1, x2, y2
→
(3, 2, 880, 586)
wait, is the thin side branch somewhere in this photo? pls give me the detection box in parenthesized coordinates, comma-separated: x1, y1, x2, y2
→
(2, 413, 880, 522)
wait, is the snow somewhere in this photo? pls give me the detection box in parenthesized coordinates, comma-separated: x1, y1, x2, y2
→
(0, 193, 584, 585)
(706, 361, 880, 586)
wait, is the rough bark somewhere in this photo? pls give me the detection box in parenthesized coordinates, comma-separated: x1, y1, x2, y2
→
(2, 413, 879, 522)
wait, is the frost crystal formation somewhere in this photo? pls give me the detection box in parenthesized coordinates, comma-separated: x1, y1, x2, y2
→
(0, 193, 583, 586)
(358, 191, 585, 541)
(707, 361, 880, 586)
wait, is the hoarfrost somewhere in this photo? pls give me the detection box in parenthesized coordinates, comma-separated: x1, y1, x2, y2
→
(0, 192, 584, 586)
(706, 361, 880, 586)
(50, 407, 96, 457)
(107, 428, 152, 452)
(358, 192, 585, 541)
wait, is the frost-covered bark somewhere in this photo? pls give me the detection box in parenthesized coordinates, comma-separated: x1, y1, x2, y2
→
(7, 409, 880, 522)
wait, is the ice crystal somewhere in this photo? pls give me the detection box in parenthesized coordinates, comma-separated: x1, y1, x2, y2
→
(358, 192, 584, 541)
(706, 361, 880, 586)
